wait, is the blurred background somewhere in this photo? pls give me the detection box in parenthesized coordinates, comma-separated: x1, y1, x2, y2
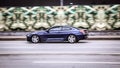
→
(0, 5, 120, 31)
(0, 0, 120, 31)
(0, 0, 120, 37)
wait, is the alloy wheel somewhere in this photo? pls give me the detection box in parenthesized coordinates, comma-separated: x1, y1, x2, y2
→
(68, 35, 76, 43)
(31, 35, 40, 43)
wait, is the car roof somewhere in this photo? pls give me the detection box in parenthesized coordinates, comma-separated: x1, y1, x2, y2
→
(51, 26, 72, 28)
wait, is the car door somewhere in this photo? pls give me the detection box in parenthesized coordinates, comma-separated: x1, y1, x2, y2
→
(45, 26, 63, 41)
(58, 26, 72, 38)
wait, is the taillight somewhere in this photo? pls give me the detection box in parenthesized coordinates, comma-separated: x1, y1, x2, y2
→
(80, 29, 88, 34)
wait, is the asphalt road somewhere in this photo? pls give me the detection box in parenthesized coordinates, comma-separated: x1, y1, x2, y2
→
(0, 40, 120, 68)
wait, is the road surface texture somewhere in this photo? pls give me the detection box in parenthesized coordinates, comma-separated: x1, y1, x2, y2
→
(0, 40, 120, 68)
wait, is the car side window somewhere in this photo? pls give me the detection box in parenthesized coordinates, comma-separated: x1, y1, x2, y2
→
(62, 27, 71, 30)
(49, 27, 62, 31)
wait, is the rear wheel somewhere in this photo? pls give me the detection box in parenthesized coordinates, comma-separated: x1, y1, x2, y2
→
(31, 35, 40, 43)
(67, 35, 77, 43)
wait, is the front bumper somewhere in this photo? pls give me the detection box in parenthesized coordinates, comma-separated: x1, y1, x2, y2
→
(26, 34, 32, 41)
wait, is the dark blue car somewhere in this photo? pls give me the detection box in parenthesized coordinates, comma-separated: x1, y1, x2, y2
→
(26, 26, 88, 43)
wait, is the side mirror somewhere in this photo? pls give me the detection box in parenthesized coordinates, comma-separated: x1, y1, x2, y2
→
(46, 30, 49, 33)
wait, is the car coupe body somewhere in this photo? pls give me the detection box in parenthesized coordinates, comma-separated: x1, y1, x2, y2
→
(26, 26, 88, 43)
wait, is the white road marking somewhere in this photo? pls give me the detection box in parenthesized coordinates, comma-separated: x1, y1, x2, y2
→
(0, 51, 120, 55)
(0, 46, 120, 48)
(33, 61, 120, 64)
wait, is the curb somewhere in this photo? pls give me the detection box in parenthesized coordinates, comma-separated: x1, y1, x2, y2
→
(87, 36, 120, 40)
(0, 36, 26, 40)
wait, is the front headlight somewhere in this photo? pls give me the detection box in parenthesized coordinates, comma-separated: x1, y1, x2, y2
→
(26, 34, 31, 37)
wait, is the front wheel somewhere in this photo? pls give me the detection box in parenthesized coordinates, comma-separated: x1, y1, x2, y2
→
(67, 35, 77, 43)
(31, 35, 40, 43)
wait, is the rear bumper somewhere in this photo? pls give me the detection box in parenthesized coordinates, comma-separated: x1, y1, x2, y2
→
(77, 34, 88, 40)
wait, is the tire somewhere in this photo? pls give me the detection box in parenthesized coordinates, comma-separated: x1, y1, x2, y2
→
(67, 35, 77, 43)
(31, 35, 40, 43)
